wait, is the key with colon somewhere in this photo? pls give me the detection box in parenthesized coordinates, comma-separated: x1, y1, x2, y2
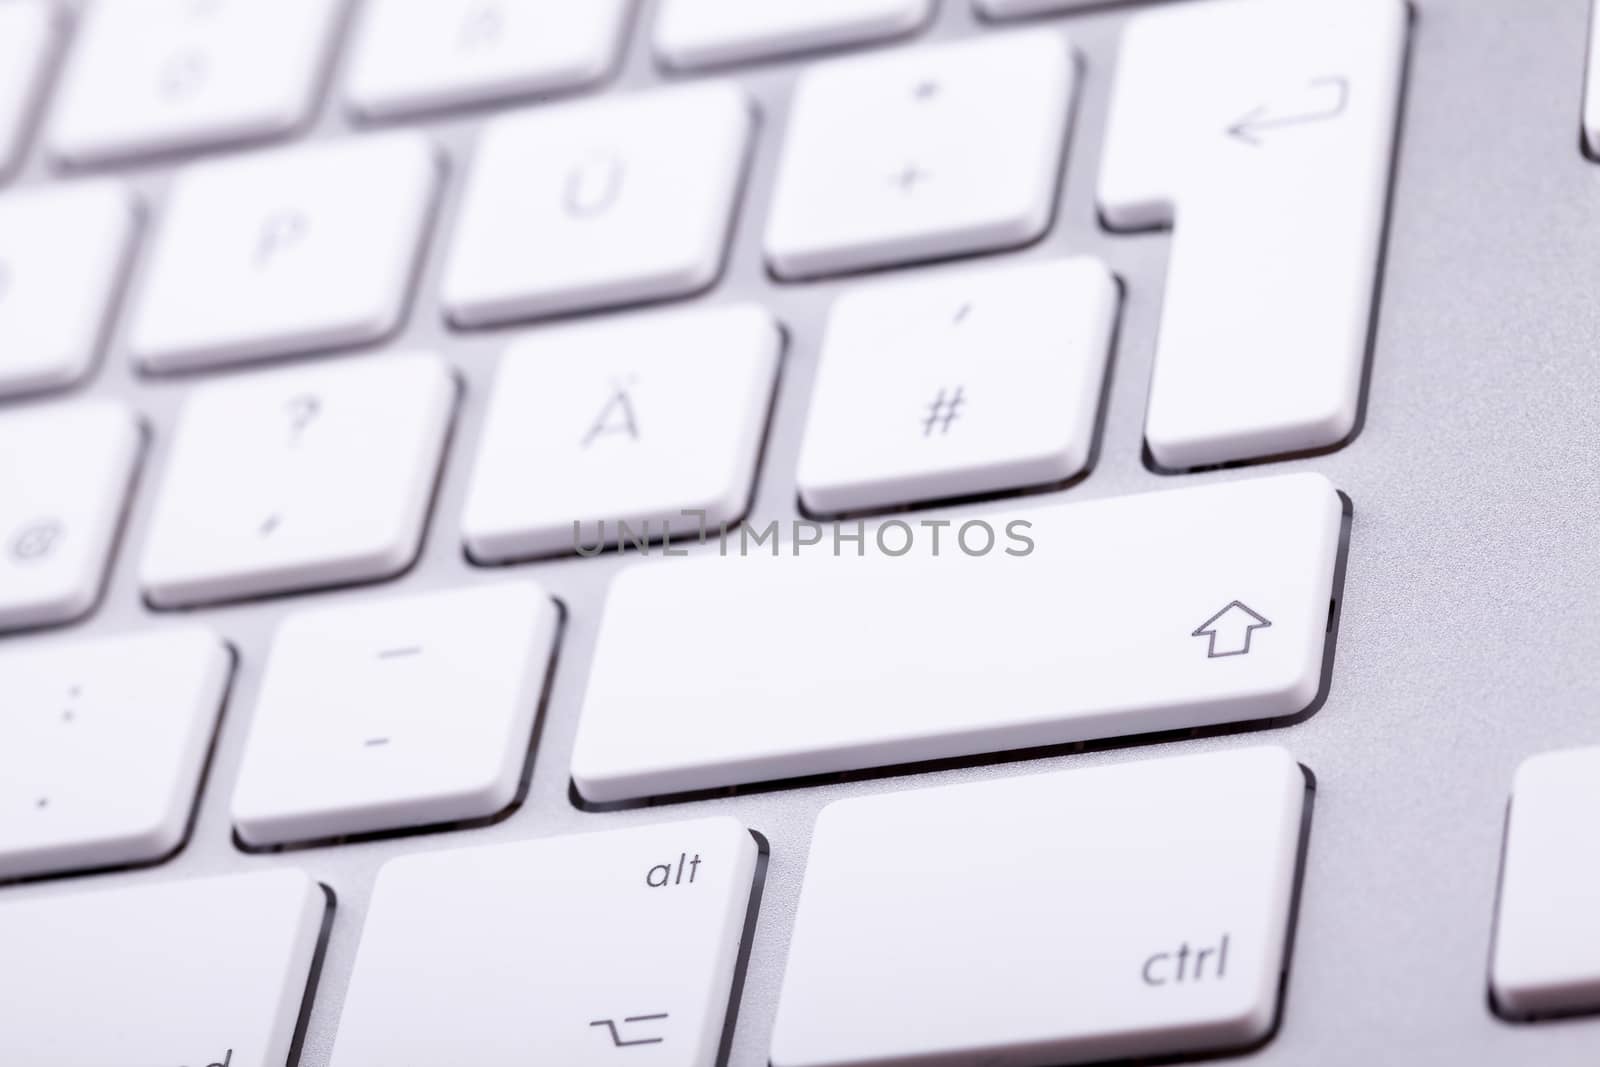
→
(1098, 0, 1406, 470)
(0, 627, 230, 881)
(771, 746, 1309, 1066)
(571, 472, 1345, 803)
(0, 869, 327, 1067)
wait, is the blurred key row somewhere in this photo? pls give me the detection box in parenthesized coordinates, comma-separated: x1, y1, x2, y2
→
(0, 748, 1311, 1067)
(2, 0, 1126, 177)
(1, 472, 1345, 881)
(3, 29, 1075, 385)
(4, 0, 935, 171)
(1, 1, 1407, 476)
(10, 739, 1592, 1062)
(3, 265, 1125, 629)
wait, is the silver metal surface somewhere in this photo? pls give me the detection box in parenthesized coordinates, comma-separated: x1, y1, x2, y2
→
(3, 0, 1596, 1063)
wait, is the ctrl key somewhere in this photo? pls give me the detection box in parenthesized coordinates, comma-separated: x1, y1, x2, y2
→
(0, 868, 328, 1067)
(329, 817, 761, 1066)
(771, 746, 1310, 1067)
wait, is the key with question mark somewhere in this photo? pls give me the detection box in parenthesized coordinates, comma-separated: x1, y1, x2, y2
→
(284, 394, 320, 447)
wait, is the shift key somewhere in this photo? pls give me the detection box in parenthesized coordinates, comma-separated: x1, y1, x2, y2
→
(572, 473, 1346, 802)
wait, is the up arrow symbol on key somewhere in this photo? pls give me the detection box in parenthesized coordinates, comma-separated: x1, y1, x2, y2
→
(1192, 601, 1272, 658)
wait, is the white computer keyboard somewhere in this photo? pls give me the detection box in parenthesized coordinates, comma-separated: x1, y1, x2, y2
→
(3, 0, 1600, 1065)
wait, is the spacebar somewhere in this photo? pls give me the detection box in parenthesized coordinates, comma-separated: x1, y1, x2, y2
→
(571, 473, 1346, 803)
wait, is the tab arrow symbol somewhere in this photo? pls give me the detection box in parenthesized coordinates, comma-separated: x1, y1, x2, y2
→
(1226, 75, 1349, 146)
(1192, 601, 1272, 658)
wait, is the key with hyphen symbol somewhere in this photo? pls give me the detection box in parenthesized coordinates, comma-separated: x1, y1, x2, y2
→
(921, 386, 965, 436)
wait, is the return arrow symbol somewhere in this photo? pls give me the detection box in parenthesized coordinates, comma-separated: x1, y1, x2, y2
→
(1192, 601, 1272, 658)
(1226, 75, 1349, 146)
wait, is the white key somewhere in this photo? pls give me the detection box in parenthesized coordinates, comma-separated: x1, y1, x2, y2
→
(977, 0, 1131, 17)
(346, 0, 632, 120)
(771, 746, 1307, 1067)
(797, 258, 1118, 515)
(129, 133, 439, 373)
(572, 473, 1343, 802)
(0, 401, 140, 632)
(330, 817, 757, 1066)
(1099, 0, 1406, 469)
(1587, 2, 1600, 158)
(463, 304, 780, 561)
(765, 31, 1073, 279)
(139, 353, 455, 608)
(442, 82, 752, 326)
(0, 628, 229, 881)
(48, 0, 343, 166)
(0, 181, 138, 399)
(232, 581, 559, 847)
(0, 2, 57, 177)
(0, 869, 326, 1067)
(655, 0, 932, 70)
(1491, 746, 1600, 1018)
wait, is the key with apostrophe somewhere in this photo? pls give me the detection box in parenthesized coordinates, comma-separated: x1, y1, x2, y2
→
(796, 257, 1118, 514)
